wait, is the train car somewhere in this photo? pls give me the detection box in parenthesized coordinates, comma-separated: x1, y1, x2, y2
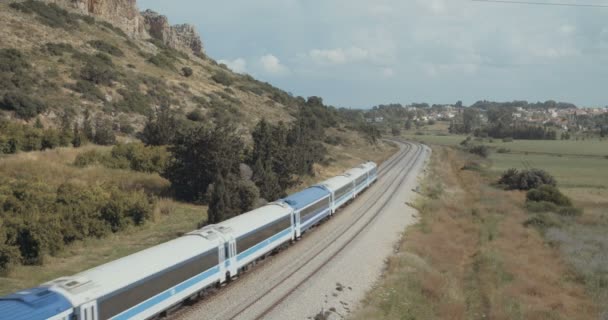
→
(42, 233, 223, 320)
(282, 186, 332, 236)
(317, 175, 355, 213)
(344, 166, 369, 198)
(0, 287, 73, 320)
(359, 161, 378, 184)
(212, 202, 294, 274)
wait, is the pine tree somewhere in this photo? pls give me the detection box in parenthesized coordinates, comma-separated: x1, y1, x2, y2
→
(72, 123, 82, 148)
(208, 174, 227, 224)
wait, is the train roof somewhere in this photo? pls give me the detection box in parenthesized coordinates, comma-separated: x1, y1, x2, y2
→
(44, 235, 218, 306)
(214, 202, 293, 238)
(317, 175, 353, 192)
(344, 166, 368, 179)
(0, 287, 72, 320)
(282, 186, 330, 210)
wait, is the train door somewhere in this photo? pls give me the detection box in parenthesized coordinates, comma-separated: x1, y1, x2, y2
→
(225, 235, 237, 278)
(79, 301, 97, 320)
(294, 210, 301, 238)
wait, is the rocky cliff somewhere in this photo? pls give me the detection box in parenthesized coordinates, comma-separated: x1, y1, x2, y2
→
(141, 9, 203, 55)
(42, 0, 204, 55)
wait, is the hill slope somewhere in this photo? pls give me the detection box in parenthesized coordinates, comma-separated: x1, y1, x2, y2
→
(0, 0, 295, 131)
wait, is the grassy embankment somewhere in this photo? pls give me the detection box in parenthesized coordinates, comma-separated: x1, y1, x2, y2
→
(0, 134, 397, 295)
(354, 122, 608, 318)
(353, 146, 599, 320)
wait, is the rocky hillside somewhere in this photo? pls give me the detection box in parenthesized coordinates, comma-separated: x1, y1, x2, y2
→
(0, 0, 295, 133)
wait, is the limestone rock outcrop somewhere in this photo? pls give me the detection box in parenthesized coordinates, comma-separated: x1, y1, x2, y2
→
(41, 0, 204, 55)
(141, 9, 203, 55)
(43, 0, 147, 38)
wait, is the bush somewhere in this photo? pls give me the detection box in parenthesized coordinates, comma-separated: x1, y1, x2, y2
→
(147, 53, 175, 70)
(496, 147, 510, 154)
(212, 71, 233, 86)
(80, 54, 118, 85)
(498, 168, 557, 190)
(525, 201, 558, 213)
(526, 185, 572, 207)
(67, 80, 105, 101)
(74, 143, 169, 174)
(10, 0, 79, 30)
(0, 92, 46, 120)
(93, 118, 117, 145)
(182, 67, 193, 77)
(0, 48, 30, 73)
(557, 206, 583, 217)
(87, 40, 124, 57)
(0, 244, 21, 274)
(186, 110, 205, 122)
(115, 87, 151, 114)
(45, 43, 75, 56)
(462, 160, 482, 171)
(468, 145, 490, 158)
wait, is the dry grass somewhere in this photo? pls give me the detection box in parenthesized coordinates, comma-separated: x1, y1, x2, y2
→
(352, 147, 598, 320)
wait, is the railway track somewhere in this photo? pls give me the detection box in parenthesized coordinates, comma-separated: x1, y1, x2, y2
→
(174, 140, 426, 320)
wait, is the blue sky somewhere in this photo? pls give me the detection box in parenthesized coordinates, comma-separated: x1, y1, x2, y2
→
(139, 0, 608, 108)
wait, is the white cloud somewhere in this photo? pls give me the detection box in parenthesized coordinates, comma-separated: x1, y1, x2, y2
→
(218, 58, 247, 73)
(309, 47, 369, 65)
(259, 54, 289, 75)
(559, 24, 576, 36)
(382, 67, 395, 77)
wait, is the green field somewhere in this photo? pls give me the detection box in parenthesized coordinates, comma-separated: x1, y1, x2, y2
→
(403, 131, 608, 314)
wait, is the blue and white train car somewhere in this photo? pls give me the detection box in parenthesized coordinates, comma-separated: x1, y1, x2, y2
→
(360, 161, 378, 184)
(317, 175, 355, 213)
(44, 234, 223, 320)
(212, 202, 294, 274)
(344, 166, 369, 198)
(282, 186, 332, 237)
(0, 287, 73, 320)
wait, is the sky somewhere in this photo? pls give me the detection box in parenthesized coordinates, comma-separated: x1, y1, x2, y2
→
(138, 0, 608, 108)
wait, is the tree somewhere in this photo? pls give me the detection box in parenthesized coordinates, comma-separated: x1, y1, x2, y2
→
(72, 123, 82, 148)
(405, 119, 412, 130)
(207, 174, 232, 224)
(83, 110, 94, 141)
(93, 117, 116, 145)
(163, 124, 242, 203)
(462, 108, 481, 134)
(141, 104, 177, 146)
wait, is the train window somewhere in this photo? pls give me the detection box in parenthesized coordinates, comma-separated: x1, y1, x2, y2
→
(299, 197, 330, 223)
(97, 249, 219, 320)
(236, 216, 291, 254)
(355, 175, 367, 186)
(334, 184, 353, 200)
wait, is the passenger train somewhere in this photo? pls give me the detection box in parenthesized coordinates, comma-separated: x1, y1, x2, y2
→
(0, 162, 378, 320)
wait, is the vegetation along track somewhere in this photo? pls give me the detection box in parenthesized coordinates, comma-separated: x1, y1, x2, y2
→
(174, 141, 426, 320)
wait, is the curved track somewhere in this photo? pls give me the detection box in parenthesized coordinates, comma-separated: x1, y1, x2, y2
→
(173, 140, 428, 320)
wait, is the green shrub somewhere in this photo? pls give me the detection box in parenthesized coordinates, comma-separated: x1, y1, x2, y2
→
(0, 48, 30, 73)
(557, 206, 583, 217)
(10, 0, 82, 30)
(93, 117, 117, 145)
(98, 21, 127, 38)
(525, 201, 558, 213)
(111, 143, 169, 173)
(148, 53, 175, 70)
(67, 80, 105, 101)
(212, 71, 233, 86)
(45, 43, 75, 56)
(496, 147, 510, 154)
(115, 87, 151, 114)
(0, 244, 21, 274)
(88, 40, 124, 57)
(498, 168, 557, 190)
(468, 145, 490, 158)
(186, 110, 205, 122)
(80, 54, 118, 86)
(0, 92, 46, 120)
(526, 185, 572, 207)
(182, 67, 193, 77)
